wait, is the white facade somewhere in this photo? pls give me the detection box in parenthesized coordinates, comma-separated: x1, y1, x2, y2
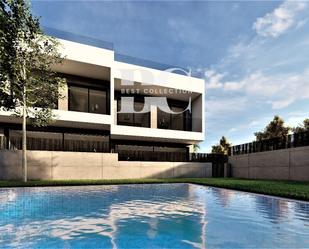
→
(0, 34, 205, 151)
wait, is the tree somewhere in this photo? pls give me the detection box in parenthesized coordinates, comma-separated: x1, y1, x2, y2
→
(254, 115, 291, 141)
(0, 0, 65, 182)
(192, 143, 200, 153)
(211, 136, 231, 155)
(293, 119, 309, 133)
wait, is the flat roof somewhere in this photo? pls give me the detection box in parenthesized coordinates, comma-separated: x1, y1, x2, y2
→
(43, 27, 202, 79)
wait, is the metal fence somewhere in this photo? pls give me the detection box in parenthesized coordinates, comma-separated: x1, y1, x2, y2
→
(117, 150, 227, 177)
(230, 131, 309, 156)
(0, 136, 6, 150)
(189, 153, 227, 163)
(117, 150, 187, 162)
(117, 150, 227, 163)
(0, 134, 110, 153)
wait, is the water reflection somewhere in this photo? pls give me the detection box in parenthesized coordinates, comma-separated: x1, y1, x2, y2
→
(255, 195, 290, 223)
(295, 202, 309, 222)
(0, 189, 17, 204)
(211, 188, 235, 208)
(0, 184, 309, 249)
(0, 184, 207, 249)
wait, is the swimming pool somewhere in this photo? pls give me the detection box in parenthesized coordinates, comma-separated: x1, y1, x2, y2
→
(0, 183, 308, 248)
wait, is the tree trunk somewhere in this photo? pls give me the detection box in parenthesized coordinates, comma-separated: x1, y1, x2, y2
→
(22, 70, 27, 182)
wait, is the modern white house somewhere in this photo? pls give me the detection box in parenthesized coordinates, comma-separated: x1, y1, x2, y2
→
(0, 28, 212, 180)
(0, 28, 204, 156)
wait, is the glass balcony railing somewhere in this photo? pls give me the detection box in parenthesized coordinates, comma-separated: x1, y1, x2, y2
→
(43, 26, 113, 50)
(43, 27, 202, 78)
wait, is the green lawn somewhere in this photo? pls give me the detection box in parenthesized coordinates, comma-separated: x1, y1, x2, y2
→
(0, 178, 309, 201)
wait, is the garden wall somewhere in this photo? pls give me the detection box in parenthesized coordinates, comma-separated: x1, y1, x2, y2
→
(229, 146, 309, 181)
(0, 151, 212, 180)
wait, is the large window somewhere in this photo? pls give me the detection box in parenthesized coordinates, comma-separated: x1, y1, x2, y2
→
(89, 89, 107, 114)
(69, 85, 108, 114)
(117, 99, 150, 127)
(69, 86, 88, 112)
(171, 107, 184, 130)
(157, 103, 191, 131)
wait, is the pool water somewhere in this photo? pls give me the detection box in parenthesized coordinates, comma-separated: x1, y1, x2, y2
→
(0, 183, 309, 248)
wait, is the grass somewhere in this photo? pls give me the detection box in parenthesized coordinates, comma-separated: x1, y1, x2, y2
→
(0, 178, 309, 201)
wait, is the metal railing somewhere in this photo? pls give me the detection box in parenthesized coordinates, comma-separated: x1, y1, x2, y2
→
(189, 153, 227, 163)
(0, 132, 228, 165)
(117, 150, 227, 163)
(230, 131, 309, 156)
(118, 150, 187, 162)
(117, 151, 227, 177)
(0, 134, 110, 152)
(0, 136, 7, 150)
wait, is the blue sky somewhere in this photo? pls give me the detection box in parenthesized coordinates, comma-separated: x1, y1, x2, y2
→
(31, 0, 309, 152)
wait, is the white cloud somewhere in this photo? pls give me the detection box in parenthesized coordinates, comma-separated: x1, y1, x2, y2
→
(206, 97, 248, 116)
(230, 69, 309, 109)
(205, 69, 309, 110)
(271, 98, 295, 109)
(295, 18, 308, 29)
(202, 1, 309, 110)
(223, 79, 246, 91)
(286, 111, 309, 127)
(204, 70, 224, 89)
(167, 18, 200, 43)
(227, 117, 269, 134)
(253, 0, 307, 37)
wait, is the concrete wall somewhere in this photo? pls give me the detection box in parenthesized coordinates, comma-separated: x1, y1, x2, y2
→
(58, 84, 68, 111)
(192, 95, 203, 132)
(0, 151, 212, 180)
(150, 105, 157, 129)
(229, 146, 309, 181)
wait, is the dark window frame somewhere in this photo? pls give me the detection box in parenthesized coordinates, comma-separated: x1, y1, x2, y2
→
(157, 99, 192, 131)
(115, 91, 191, 130)
(117, 96, 151, 128)
(68, 82, 110, 115)
(157, 111, 192, 131)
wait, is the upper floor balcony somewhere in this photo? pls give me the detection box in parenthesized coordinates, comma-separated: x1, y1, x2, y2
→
(116, 96, 197, 132)
(53, 60, 112, 130)
(111, 78, 204, 143)
(46, 33, 205, 142)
